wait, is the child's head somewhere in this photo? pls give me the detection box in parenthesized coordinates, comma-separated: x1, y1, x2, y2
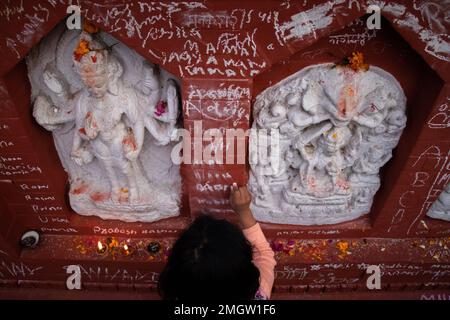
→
(158, 214, 260, 300)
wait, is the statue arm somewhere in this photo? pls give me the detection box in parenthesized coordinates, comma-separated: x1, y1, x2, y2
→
(140, 80, 179, 146)
(152, 79, 179, 124)
(70, 98, 93, 166)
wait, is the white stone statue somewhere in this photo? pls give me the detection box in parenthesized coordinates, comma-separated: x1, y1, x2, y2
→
(249, 63, 407, 225)
(27, 25, 181, 222)
(427, 183, 450, 222)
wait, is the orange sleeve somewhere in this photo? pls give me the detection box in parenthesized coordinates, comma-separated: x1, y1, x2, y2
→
(242, 223, 277, 299)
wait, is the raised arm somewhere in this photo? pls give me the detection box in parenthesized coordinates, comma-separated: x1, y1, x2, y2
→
(230, 184, 277, 299)
(139, 79, 179, 146)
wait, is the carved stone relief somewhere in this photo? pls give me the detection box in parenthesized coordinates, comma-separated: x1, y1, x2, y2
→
(26, 24, 181, 222)
(249, 63, 407, 225)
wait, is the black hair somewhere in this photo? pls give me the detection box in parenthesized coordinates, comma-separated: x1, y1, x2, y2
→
(158, 214, 260, 300)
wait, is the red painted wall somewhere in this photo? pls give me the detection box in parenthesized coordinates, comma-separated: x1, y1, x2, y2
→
(0, 0, 449, 298)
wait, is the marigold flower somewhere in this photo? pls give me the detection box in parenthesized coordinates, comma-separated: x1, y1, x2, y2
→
(336, 241, 349, 252)
(334, 51, 369, 72)
(349, 51, 369, 71)
(73, 39, 90, 61)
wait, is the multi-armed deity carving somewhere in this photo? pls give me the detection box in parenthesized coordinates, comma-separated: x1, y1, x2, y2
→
(249, 59, 407, 225)
(27, 24, 181, 222)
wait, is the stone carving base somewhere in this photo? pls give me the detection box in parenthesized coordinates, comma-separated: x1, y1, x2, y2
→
(250, 203, 369, 225)
(70, 193, 178, 223)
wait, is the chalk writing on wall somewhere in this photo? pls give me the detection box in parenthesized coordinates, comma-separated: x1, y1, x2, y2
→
(408, 145, 449, 234)
(275, 266, 308, 280)
(427, 100, 450, 129)
(93, 226, 179, 236)
(62, 265, 159, 283)
(0, 259, 44, 278)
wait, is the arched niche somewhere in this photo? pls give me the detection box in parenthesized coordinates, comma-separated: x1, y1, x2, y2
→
(249, 15, 445, 228)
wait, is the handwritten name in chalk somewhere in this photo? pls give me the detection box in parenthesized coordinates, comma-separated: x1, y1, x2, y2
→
(182, 11, 239, 29)
(212, 29, 259, 57)
(38, 216, 70, 224)
(310, 263, 354, 271)
(41, 227, 78, 233)
(276, 230, 302, 236)
(307, 230, 341, 235)
(25, 195, 56, 201)
(62, 264, 159, 283)
(0, 155, 24, 162)
(185, 100, 249, 123)
(0, 163, 43, 176)
(196, 182, 231, 193)
(357, 263, 420, 270)
(385, 269, 450, 282)
(328, 29, 377, 46)
(186, 83, 251, 100)
(141, 229, 178, 235)
(193, 170, 233, 181)
(32, 205, 63, 213)
(19, 183, 50, 191)
(190, 197, 230, 206)
(184, 57, 266, 78)
(313, 273, 360, 285)
(93, 227, 180, 236)
(275, 266, 308, 280)
(93, 226, 138, 236)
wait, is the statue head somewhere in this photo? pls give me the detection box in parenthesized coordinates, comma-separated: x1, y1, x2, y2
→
(72, 32, 123, 98)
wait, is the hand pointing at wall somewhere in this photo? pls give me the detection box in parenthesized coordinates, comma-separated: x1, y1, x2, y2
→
(230, 183, 257, 229)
